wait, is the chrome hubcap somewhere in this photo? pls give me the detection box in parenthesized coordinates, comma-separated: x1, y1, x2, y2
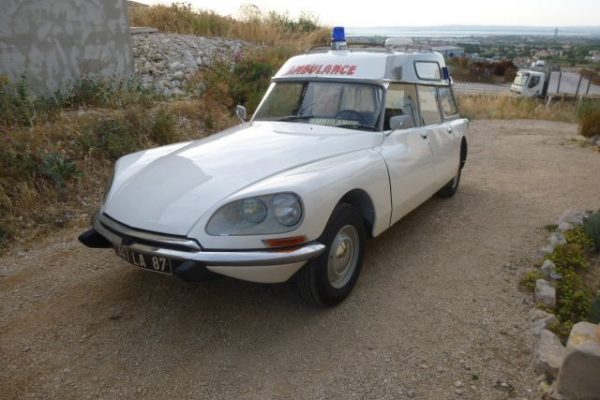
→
(327, 225, 359, 289)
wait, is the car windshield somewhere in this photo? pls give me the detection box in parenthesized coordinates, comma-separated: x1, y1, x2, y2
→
(253, 81, 383, 131)
(513, 72, 529, 86)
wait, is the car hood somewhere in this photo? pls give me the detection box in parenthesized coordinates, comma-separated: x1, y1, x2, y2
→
(103, 121, 383, 235)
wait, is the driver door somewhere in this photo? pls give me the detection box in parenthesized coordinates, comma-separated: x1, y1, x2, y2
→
(380, 83, 435, 224)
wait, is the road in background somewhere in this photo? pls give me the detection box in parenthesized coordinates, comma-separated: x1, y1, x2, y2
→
(454, 71, 600, 97)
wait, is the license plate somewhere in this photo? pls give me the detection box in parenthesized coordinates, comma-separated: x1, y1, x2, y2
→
(114, 245, 172, 275)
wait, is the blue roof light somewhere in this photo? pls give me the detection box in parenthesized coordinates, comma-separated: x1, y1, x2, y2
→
(332, 26, 346, 42)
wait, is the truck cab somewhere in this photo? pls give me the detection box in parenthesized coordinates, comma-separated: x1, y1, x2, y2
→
(511, 69, 548, 98)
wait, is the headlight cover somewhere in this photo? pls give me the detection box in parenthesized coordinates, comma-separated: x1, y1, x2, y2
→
(206, 193, 303, 236)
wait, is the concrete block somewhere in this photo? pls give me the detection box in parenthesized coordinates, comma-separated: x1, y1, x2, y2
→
(557, 322, 600, 400)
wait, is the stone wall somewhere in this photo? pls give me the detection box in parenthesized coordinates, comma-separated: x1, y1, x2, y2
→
(0, 0, 133, 95)
(132, 32, 247, 96)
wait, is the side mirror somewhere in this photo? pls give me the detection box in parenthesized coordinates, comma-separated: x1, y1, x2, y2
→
(389, 115, 414, 130)
(235, 105, 247, 122)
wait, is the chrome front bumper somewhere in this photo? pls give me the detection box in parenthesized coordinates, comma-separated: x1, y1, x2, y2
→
(85, 212, 326, 267)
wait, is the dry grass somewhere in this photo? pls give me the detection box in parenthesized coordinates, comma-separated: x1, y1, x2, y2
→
(457, 95, 579, 122)
(0, 99, 237, 250)
(129, 4, 329, 50)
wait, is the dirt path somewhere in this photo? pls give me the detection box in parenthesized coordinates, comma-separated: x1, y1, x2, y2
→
(1, 120, 599, 400)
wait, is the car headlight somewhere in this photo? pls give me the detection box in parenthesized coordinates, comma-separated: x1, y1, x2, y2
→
(206, 193, 303, 236)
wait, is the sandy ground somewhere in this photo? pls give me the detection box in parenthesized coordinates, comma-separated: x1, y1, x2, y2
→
(1, 120, 599, 400)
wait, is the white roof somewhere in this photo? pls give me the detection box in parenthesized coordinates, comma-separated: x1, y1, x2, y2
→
(273, 50, 450, 85)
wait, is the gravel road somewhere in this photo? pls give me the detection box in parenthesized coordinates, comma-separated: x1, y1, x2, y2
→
(2, 120, 600, 400)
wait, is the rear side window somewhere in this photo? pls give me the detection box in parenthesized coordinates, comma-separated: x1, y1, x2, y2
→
(437, 87, 458, 118)
(417, 86, 442, 125)
(415, 62, 441, 80)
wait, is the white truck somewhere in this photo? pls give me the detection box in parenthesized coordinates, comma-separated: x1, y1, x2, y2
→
(511, 61, 551, 98)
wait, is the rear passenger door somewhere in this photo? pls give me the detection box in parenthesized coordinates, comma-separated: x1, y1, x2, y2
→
(416, 85, 456, 189)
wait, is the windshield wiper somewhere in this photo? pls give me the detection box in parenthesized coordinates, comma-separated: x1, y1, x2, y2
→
(337, 124, 378, 131)
(278, 115, 314, 122)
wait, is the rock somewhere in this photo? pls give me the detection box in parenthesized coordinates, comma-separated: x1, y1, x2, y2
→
(530, 309, 557, 336)
(541, 245, 555, 255)
(556, 209, 587, 227)
(535, 329, 566, 381)
(541, 260, 557, 279)
(172, 70, 185, 80)
(557, 322, 600, 399)
(557, 222, 573, 232)
(168, 61, 185, 72)
(535, 279, 556, 308)
(454, 380, 463, 388)
(589, 135, 600, 146)
(548, 232, 567, 248)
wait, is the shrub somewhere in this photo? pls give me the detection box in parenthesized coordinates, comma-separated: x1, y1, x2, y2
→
(548, 243, 589, 271)
(151, 108, 178, 145)
(583, 211, 600, 251)
(200, 47, 292, 114)
(86, 118, 141, 160)
(579, 109, 600, 138)
(577, 99, 600, 138)
(39, 152, 81, 189)
(564, 226, 594, 250)
(521, 270, 544, 291)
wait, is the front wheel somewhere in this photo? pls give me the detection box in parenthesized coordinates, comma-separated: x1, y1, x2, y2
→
(296, 204, 366, 307)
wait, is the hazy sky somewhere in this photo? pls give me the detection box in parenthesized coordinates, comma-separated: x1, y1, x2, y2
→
(140, 0, 600, 27)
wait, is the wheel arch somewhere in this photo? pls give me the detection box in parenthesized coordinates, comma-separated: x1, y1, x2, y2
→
(338, 189, 376, 237)
(460, 137, 467, 169)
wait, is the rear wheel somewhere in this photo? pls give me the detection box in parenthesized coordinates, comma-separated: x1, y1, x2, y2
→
(296, 204, 366, 307)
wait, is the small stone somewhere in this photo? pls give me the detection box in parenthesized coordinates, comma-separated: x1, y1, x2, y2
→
(172, 70, 185, 80)
(530, 310, 557, 336)
(535, 329, 566, 381)
(548, 232, 566, 248)
(455, 380, 463, 388)
(557, 222, 573, 232)
(540, 260, 556, 279)
(168, 61, 185, 72)
(556, 209, 586, 227)
(406, 389, 416, 398)
(535, 279, 556, 307)
(541, 245, 555, 255)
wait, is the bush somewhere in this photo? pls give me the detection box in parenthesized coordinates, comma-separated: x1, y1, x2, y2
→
(548, 243, 589, 271)
(39, 152, 81, 189)
(564, 226, 594, 250)
(583, 211, 600, 251)
(200, 47, 292, 114)
(150, 108, 178, 145)
(577, 99, 600, 138)
(579, 109, 600, 138)
(0, 77, 62, 128)
(84, 118, 142, 160)
(521, 270, 544, 291)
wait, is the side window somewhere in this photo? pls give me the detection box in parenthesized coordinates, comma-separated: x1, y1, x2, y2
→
(384, 83, 418, 130)
(437, 86, 458, 119)
(417, 86, 442, 126)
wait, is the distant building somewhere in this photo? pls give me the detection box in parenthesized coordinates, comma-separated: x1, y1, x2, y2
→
(431, 46, 465, 58)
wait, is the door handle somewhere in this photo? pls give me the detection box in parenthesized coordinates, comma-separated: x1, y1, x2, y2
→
(447, 127, 453, 134)
(420, 132, 428, 139)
